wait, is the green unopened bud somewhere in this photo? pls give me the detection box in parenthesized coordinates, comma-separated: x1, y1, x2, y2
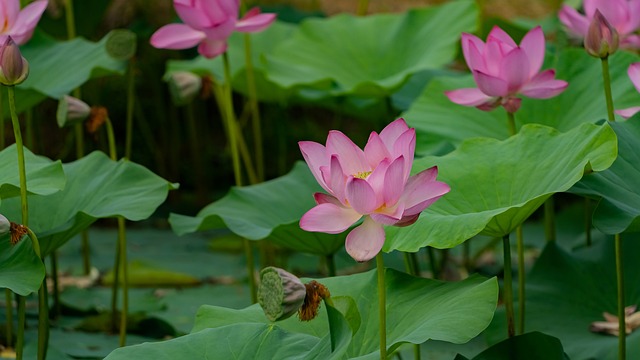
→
(585, 10, 619, 59)
(0, 36, 29, 86)
(57, 95, 91, 127)
(167, 71, 202, 106)
(258, 267, 306, 322)
(0, 214, 9, 237)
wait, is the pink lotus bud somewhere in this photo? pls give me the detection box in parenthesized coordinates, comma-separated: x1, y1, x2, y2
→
(0, 36, 28, 86)
(57, 95, 91, 127)
(585, 10, 619, 59)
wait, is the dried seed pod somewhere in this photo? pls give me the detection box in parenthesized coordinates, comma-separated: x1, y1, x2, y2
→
(258, 267, 306, 322)
(298, 280, 330, 322)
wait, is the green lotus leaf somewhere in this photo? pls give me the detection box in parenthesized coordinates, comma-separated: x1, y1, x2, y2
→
(385, 122, 617, 252)
(104, 304, 351, 360)
(169, 162, 345, 256)
(0, 144, 65, 200)
(102, 260, 201, 287)
(487, 237, 640, 360)
(11, 30, 127, 114)
(165, 21, 295, 103)
(404, 49, 639, 154)
(571, 119, 640, 234)
(193, 269, 498, 358)
(264, 1, 478, 96)
(459, 332, 568, 360)
(0, 151, 176, 256)
(0, 232, 45, 296)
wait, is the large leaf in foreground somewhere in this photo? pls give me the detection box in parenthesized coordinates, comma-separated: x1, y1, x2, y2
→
(487, 237, 640, 360)
(169, 162, 345, 256)
(165, 21, 295, 103)
(0, 145, 65, 200)
(0, 233, 44, 296)
(264, 1, 477, 96)
(571, 119, 640, 234)
(404, 49, 639, 154)
(105, 304, 351, 360)
(0, 151, 176, 256)
(385, 123, 617, 252)
(12, 30, 127, 114)
(193, 269, 498, 358)
(457, 332, 568, 360)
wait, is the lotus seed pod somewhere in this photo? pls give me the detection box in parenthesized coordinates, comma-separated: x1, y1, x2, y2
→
(258, 267, 306, 322)
(0, 214, 9, 237)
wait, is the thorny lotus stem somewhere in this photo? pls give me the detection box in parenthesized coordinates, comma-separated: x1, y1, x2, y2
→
(585, 198, 592, 247)
(15, 296, 25, 360)
(506, 111, 516, 136)
(117, 217, 129, 347)
(427, 246, 438, 278)
(26, 227, 49, 360)
(82, 231, 90, 274)
(325, 254, 336, 277)
(376, 253, 387, 359)
(544, 197, 556, 242)
(503, 234, 515, 338)
(615, 234, 626, 360)
(601, 57, 616, 123)
(223, 52, 258, 303)
(356, 0, 369, 15)
(124, 59, 136, 160)
(111, 237, 121, 333)
(243, 33, 264, 182)
(105, 117, 117, 160)
(50, 252, 62, 319)
(516, 225, 525, 335)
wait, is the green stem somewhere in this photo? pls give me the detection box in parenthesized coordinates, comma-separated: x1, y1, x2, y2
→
(402, 252, 422, 360)
(325, 254, 336, 277)
(110, 236, 121, 333)
(15, 296, 25, 360)
(124, 60, 135, 161)
(104, 117, 117, 160)
(601, 57, 616, 123)
(26, 228, 48, 360)
(463, 241, 471, 271)
(426, 246, 438, 279)
(516, 225, 525, 335)
(49, 252, 61, 319)
(507, 111, 516, 136)
(223, 52, 258, 303)
(615, 233, 625, 359)
(503, 234, 515, 338)
(376, 253, 387, 359)
(25, 108, 33, 151)
(81, 231, 91, 274)
(585, 198, 592, 247)
(4, 289, 12, 348)
(8, 87, 28, 225)
(243, 33, 264, 181)
(64, 0, 76, 39)
(117, 217, 128, 347)
(544, 196, 556, 242)
(356, 0, 369, 15)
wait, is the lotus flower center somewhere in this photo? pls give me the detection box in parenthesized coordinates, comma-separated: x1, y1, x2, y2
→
(354, 171, 371, 179)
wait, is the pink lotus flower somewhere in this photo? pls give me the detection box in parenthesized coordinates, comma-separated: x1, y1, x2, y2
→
(445, 26, 568, 113)
(150, 0, 276, 59)
(0, 0, 48, 45)
(615, 62, 640, 118)
(559, 0, 640, 49)
(299, 118, 450, 262)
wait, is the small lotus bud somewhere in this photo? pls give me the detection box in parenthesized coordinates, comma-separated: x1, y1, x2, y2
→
(167, 71, 202, 106)
(0, 214, 9, 237)
(57, 96, 91, 128)
(258, 267, 306, 322)
(0, 36, 29, 86)
(585, 10, 619, 59)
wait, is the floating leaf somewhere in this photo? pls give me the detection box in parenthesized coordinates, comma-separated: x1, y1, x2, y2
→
(193, 269, 497, 358)
(385, 123, 617, 252)
(404, 49, 639, 154)
(102, 260, 200, 287)
(487, 238, 640, 360)
(571, 119, 640, 234)
(0, 233, 44, 296)
(0, 144, 65, 200)
(264, 1, 478, 96)
(459, 332, 568, 360)
(104, 304, 352, 360)
(0, 151, 176, 256)
(170, 162, 344, 256)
